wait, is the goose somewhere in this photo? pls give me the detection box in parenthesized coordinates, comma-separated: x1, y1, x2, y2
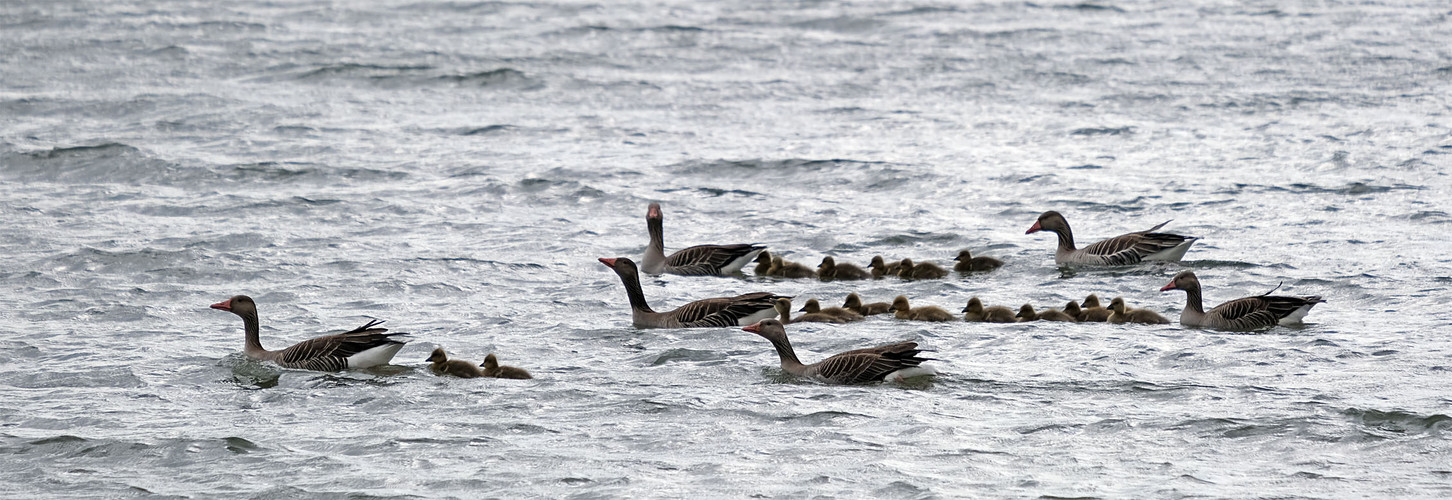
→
(774, 297, 848, 324)
(1078, 294, 1112, 322)
(1063, 300, 1084, 319)
(426, 347, 485, 378)
(868, 256, 904, 279)
(741, 319, 936, 384)
(890, 296, 957, 322)
(643, 202, 765, 276)
(1016, 304, 1077, 322)
(1160, 271, 1324, 330)
(897, 258, 948, 280)
(482, 353, 533, 379)
(818, 256, 871, 281)
(963, 297, 1017, 323)
(768, 255, 818, 279)
(210, 295, 409, 371)
(753, 250, 773, 275)
(1025, 211, 1198, 266)
(842, 293, 892, 316)
(599, 257, 783, 328)
(953, 250, 1004, 273)
(799, 298, 865, 322)
(1107, 297, 1171, 325)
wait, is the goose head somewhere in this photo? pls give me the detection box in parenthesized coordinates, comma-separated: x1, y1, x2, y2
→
(1026, 210, 1070, 235)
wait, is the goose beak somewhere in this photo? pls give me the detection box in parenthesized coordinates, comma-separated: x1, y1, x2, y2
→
(598, 257, 616, 267)
(742, 322, 761, 333)
(209, 299, 232, 311)
(1159, 281, 1177, 291)
(1025, 221, 1042, 234)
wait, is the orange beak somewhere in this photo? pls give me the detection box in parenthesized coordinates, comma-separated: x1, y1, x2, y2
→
(742, 322, 761, 333)
(598, 257, 616, 267)
(209, 299, 232, 311)
(1159, 281, 1177, 292)
(1026, 221, 1042, 234)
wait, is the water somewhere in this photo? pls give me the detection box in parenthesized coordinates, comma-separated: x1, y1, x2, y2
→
(2, 0, 1450, 497)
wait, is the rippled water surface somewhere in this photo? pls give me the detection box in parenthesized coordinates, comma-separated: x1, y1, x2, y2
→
(3, 0, 1451, 497)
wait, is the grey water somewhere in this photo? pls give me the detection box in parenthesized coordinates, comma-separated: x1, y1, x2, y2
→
(2, 0, 1450, 497)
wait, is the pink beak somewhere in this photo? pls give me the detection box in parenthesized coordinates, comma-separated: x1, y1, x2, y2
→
(598, 257, 616, 267)
(1159, 281, 1177, 292)
(742, 322, 761, 333)
(1025, 221, 1042, 234)
(209, 299, 232, 311)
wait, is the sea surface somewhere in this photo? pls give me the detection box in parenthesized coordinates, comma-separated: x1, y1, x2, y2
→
(2, 0, 1450, 498)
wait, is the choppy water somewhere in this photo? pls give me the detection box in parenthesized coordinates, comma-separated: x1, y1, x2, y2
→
(3, 0, 1451, 497)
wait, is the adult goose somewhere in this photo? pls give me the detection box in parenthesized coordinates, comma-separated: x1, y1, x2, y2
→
(483, 354, 533, 379)
(1160, 271, 1325, 330)
(741, 319, 936, 384)
(600, 257, 783, 328)
(1025, 211, 1198, 266)
(963, 297, 1017, 323)
(897, 258, 948, 280)
(427, 348, 485, 378)
(842, 293, 892, 316)
(953, 250, 1003, 273)
(774, 297, 849, 324)
(210, 295, 409, 371)
(643, 202, 765, 276)
(818, 256, 871, 281)
(800, 298, 865, 322)
(1107, 297, 1171, 325)
(890, 296, 956, 322)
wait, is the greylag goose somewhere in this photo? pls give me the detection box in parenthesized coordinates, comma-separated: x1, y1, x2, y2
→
(210, 295, 409, 371)
(953, 250, 1003, 273)
(1063, 300, 1084, 319)
(800, 298, 865, 322)
(427, 347, 485, 378)
(1160, 271, 1325, 330)
(897, 258, 948, 280)
(1077, 294, 1112, 322)
(842, 293, 892, 316)
(643, 202, 765, 276)
(768, 255, 817, 279)
(599, 257, 783, 328)
(1025, 211, 1198, 266)
(1107, 297, 1170, 325)
(774, 297, 849, 324)
(482, 353, 533, 379)
(868, 256, 904, 279)
(1016, 304, 1077, 322)
(818, 256, 871, 281)
(753, 250, 773, 275)
(963, 297, 1017, 323)
(890, 296, 957, 322)
(741, 319, 936, 384)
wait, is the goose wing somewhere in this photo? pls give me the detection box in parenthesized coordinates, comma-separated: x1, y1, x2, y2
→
(274, 320, 409, 371)
(665, 244, 765, 275)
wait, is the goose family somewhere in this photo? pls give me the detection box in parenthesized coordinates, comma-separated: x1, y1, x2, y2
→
(1016, 304, 1077, 322)
(600, 257, 783, 328)
(1160, 271, 1324, 330)
(210, 295, 410, 371)
(1026, 211, 1199, 266)
(741, 319, 936, 384)
(643, 202, 765, 276)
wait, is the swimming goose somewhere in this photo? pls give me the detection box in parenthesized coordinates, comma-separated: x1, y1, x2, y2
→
(868, 256, 904, 279)
(1063, 300, 1084, 319)
(741, 319, 936, 384)
(1160, 271, 1325, 330)
(1016, 304, 1077, 322)
(897, 258, 948, 280)
(800, 298, 865, 322)
(774, 297, 848, 324)
(482, 353, 533, 379)
(753, 250, 773, 275)
(818, 256, 871, 281)
(953, 250, 1004, 273)
(1107, 297, 1171, 325)
(643, 202, 765, 276)
(1077, 294, 1112, 322)
(427, 348, 486, 378)
(767, 255, 817, 279)
(599, 257, 783, 328)
(890, 296, 957, 322)
(842, 293, 892, 316)
(963, 297, 1017, 323)
(210, 295, 409, 371)
(1025, 211, 1198, 266)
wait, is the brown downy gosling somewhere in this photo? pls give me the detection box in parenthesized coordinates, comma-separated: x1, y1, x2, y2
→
(890, 296, 957, 322)
(1107, 296, 1170, 325)
(482, 353, 533, 379)
(1016, 304, 1077, 322)
(754, 250, 773, 275)
(953, 250, 1004, 273)
(868, 255, 904, 279)
(427, 347, 486, 378)
(801, 298, 865, 322)
(1078, 294, 1112, 322)
(770, 255, 817, 279)
(775, 297, 848, 324)
(842, 292, 892, 316)
(818, 256, 871, 281)
(1063, 300, 1084, 319)
(963, 297, 1018, 323)
(897, 258, 949, 280)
